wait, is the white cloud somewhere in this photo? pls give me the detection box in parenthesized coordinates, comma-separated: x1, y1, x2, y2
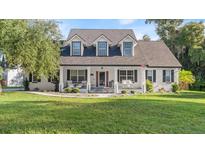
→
(133, 29, 159, 41)
(119, 19, 136, 25)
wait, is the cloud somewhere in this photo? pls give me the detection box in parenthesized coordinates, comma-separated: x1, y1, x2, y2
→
(133, 29, 159, 41)
(119, 19, 136, 25)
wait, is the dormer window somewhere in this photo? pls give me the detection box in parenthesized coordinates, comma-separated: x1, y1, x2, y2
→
(98, 41, 107, 56)
(72, 41, 81, 56)
(123, 42, 133, 56)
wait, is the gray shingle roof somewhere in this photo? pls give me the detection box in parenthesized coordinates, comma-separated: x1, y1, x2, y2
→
(137, 40, 182, 67)
(67, 29, 137, 46)
(61, 29, 182, 67)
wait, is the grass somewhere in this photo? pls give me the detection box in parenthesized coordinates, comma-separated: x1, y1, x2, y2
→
(0, 91, 205, 133)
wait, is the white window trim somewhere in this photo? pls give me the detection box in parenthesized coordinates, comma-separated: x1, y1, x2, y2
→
(119, 35, 137, 56)
(97, 41, 108, 56)
(70, 70, 86, 83)
(32, 73, 39, 83)
(165, 70, 172, 82)
(71, 41, 81, 56)
(119, 70, 135, 83)
(147, 70, 154, 82)
(123, 42, 133, 57)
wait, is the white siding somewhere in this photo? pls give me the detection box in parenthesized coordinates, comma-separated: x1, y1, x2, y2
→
(29, 76, 55, 91)
(4, 68, 23, 87)
(146, 67, 180, 92)
(53, 66, 180, 93)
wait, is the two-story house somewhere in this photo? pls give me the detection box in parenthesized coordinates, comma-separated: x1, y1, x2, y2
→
(28, 29, 182, 93)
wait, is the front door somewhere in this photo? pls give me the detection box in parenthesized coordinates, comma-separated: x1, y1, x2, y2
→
(99, 72, 105, 86)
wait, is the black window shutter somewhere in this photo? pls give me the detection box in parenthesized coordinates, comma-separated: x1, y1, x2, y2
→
(85, 70, 87, 81)
(145, 70, 148, 80)
(117, 70, 120, 82)
(171, 70, 174, 82)
(67, 70, 70, 80)
(153, 70, 156, 82)
(163, 70, 166, 82)
(134, 70, 138, 82)
(29, 73, 32, 82)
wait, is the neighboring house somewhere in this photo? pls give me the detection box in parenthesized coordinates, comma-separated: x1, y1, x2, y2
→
(28, 29, 182, 93)
(0, 51, 23, 87)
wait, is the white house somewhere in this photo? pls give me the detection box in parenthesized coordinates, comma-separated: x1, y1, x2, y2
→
(0, 52, 24, 87)
(28, 29, 182, 93)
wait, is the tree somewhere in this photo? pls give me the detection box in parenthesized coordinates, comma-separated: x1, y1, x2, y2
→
(142, 35, 151, 41)
(177, 22, 205, 70)
(145, 19, 183, 58)
(0, 20, 61, 79)
(179, 70, 195, 90)
(146, 20, 205, 82)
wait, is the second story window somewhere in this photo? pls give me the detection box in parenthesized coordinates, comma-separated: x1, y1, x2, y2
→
(72, 41, 81, 56)
(123, 42, 133, 56)
(98, 41, 107, 56)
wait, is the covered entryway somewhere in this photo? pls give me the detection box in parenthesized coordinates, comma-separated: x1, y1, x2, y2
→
(99, 72, 106, 86)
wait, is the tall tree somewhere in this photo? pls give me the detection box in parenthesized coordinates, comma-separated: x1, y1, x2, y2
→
(0, 20, 61, 78)
(146, 20, 205, 81)
(177, 22, 205, 78)
(145, 19, 183, 58)
(142, 34, 151, 41)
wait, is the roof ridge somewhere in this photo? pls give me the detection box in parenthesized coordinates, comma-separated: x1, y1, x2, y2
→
(70, 28, 133, 30)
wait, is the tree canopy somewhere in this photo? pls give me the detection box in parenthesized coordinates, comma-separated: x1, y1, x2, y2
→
(146, 20, 205, 81)
(142, 34, 151, 41)
(0, 20, 61, 78)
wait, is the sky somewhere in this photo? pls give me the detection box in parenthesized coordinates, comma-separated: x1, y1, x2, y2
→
(56, 19, 205, 40)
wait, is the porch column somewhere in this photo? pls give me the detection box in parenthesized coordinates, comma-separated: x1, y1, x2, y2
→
(59, 66, 64, 92)
(176, 68, 180, 84)
(141, 66, 146, 93)
(87, 67, 91, 92)
(114, 67, 118, 93)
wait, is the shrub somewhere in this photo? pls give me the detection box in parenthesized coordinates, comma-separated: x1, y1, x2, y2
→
(64, 87, 72, 93)
(71, 88, 80, 93)
(121, 90, 127, 94)
(146, 80, 153, 92)
(130, 90, 135, 94)
(179, 70, 195, 90)
(172, 83, 179, 92)
(158, 88, 166, 93)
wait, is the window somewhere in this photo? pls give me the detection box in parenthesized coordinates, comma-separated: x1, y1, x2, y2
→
(78, 70, 86, 82)
(29, 73, 41, 82)
(32, 75, 38, 82)
(119, 70, 126, 82)
(98, 41, 107, 56)
(119, 70, 134, 82)
(146, 70, 156, 82)
(70, 70, 78, 82)
(70, 70, 86, 83)
(123, 42, 133, 56)
(147, 70, 153, 81)
(165, 70, 171, 82)
(127, 70, 134, 81)
(72, 41, 81, 56)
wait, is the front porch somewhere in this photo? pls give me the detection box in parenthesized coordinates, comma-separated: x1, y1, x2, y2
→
(59, 66, 146, 93)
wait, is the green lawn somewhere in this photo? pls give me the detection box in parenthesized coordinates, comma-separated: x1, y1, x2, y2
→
(0, 91, 205, 133)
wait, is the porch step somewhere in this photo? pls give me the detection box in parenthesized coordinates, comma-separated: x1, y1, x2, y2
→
(90, 87, 114, 93)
